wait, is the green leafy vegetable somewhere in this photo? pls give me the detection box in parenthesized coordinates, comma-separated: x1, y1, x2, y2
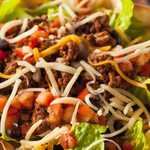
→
(0, 0, 21, 21)
(129, 118, 149, 150)
(114, 0, 134, 31)
(7, 7, 32, 21)
(129, 76, 150, 103)
(70, 122, 107, 150)
(47, 7, 58, 21)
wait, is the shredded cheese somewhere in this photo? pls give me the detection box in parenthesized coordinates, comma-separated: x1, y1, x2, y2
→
(0, 79, 21, 136)
(0, 68, 29, 89)
(62, 66, 83, 97)
(25, 120, 43, 140)
(36, 62, 76, 74)
(33, 48, 40, 62)
(51, 97, 84, 105)
(0, 73, 13, 79)
(40, 35, 81, 58)
(89, 60, 147, 89)
(39, 58, 60, 96)
(17, 61, 36, 72)
(70, 101, 80, 125)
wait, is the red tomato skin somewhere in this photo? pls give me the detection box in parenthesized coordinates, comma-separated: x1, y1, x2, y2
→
(140, 63, 150, 76)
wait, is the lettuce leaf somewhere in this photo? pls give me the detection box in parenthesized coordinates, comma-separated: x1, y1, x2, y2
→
(69, 123, 107, 150)
(114, 0, 134, 31)
(128, 76, 150, 104)
(0, 0, 21, 21)
(129, 118, 149, 150)
(47, 7, 58, 21)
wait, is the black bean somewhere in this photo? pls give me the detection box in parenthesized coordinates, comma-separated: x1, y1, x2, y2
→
(111, 30, 121, 45)
(0, 38, 10, 51)
(53, 145, 64, 150)
(0, 61, 4, 72)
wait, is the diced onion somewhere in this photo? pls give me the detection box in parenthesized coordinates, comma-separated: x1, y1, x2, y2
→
(36, 62, 76, 74)
(62, 66, 83, 97)
(39, 58, 60, 96)
(17, 61, 36, 72)
(0, 68, 29, 89)
(25, 120, 43, 140)
(51, 97, 84, 105)
(70, 101, 80, 125)
(75, 12, 105, 28)
(85, 94, 98, 111)
(0, 79, 21, 136)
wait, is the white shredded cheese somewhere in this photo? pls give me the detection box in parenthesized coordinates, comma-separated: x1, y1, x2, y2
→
(51, 97, 84, 105)
(0, 79, 21, 135)
(17, 61, 36, 72)
(39, 58, 60, 96)
(75, 12, 105, 28)
(36, 62, 76, 74)
(25, 120, 43, 140)
(62, 66, 83, 97)
(8, 25, 38, 43)
(71, 101, 80, 125)
(85, 94, 98, 111)
(0, 68, 29, 89)
(62, 4, 76, 18)
(59, 5, 65, 25)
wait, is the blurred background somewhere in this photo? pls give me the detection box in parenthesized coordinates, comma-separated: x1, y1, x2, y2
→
(135, 0, 150, 4)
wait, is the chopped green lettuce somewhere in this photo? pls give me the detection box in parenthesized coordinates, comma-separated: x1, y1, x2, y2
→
(0, 0, 21, 21)
(47, 7, 58, 21)
(129, 76, 150, 104)
(129, 118, 149, 150)
(114, 0, 134, 31)
(69, 122, 107, 150)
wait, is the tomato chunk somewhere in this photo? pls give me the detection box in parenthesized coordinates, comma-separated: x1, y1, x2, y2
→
(0, 96, 7, 112)
(77, 88, 89, 100)
(36, 91, 53, 106)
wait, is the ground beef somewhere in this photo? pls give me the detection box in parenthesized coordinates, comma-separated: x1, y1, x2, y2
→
(75, 15, 117, 47)
(59, 41, 79, 61)
(32, 103, 48, 123)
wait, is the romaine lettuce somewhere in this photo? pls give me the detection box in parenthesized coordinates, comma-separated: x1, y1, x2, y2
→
(0, 0, 21, 21)
(129, 76, 150, 103)
(114, 0, 134, 31)
(69, 122, 107, 150)
(129, 118, 149, 150)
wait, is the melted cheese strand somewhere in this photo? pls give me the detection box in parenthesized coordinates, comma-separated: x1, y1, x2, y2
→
(0, 79, 21, 136)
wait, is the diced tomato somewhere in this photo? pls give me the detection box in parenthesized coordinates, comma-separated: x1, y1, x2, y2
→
(14, 48, 24, 58)
(106, 142, 117, 150)
(122, 142, 133, 150)
(140, 63, 150, 76)
(119, 61, 133, 73)
(6, 114, 19, 129)
(0, 50, 7, 60)
(0, 96, 7, 112)
(21, 123, 30, 137)
(59, 133, 77, 149)
(11, 98, 21, 110)
(8, 106, 18, 115)
(36, 91, 53, 107)
(77, 88, 89, 100)
(63, 106, 75, 123)
(78, 105, 95, 122)
(17, 91, 35, 109)
(50, 18, 60, 28)
(47, 104, 63, 126)
(98, 115, 107, 126)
